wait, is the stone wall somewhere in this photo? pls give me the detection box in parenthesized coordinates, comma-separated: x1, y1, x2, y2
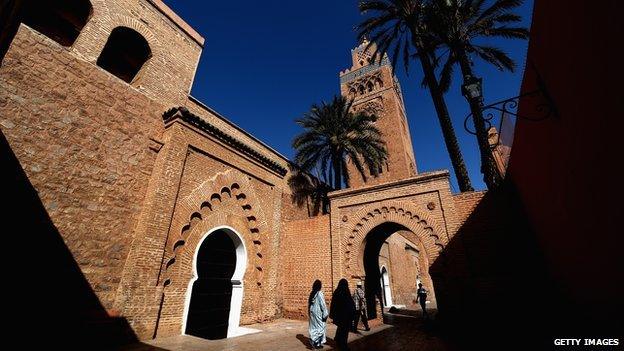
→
(0, 26, 165, 309)
(66, 0, 203, 106)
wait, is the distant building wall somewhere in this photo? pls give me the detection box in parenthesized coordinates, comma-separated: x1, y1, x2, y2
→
(381, 233, 427, 310)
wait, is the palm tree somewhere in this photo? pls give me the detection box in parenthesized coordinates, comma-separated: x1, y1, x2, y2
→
(287, 164, 331, 215)
(429, 0, 529, 189)
(292, 95, 388, 190)
(357, 0, 475, 192)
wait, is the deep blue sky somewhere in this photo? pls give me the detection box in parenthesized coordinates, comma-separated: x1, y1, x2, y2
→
(165, 0, 534, 192)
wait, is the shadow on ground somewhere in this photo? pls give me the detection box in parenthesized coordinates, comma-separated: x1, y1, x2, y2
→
(346, 312, 458, 351)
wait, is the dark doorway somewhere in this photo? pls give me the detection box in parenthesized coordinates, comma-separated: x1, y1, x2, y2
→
(21, 0, 92, 47)
(96, 26, 151, 83)
(185, 230, 236, 339)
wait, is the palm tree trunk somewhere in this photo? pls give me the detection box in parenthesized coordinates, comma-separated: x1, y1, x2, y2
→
(456, 46, 503, 190)
(413, 38, 474, 192)
(332, 153, 342, 190)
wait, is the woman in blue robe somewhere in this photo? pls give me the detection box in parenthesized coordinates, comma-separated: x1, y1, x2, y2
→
(308, 279, 328, 348)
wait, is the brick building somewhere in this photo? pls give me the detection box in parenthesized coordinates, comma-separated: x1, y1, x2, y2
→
(2, 0, 491, 348)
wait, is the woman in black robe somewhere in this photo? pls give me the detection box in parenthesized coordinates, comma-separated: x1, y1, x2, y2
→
(329, 279, 356, 350)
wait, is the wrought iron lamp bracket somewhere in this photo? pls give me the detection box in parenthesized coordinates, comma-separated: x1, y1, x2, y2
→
(463, 78, 558, 135)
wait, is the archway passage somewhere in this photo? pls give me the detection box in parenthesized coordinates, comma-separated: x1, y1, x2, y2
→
(185, 229, 236, 339)
(362, 222, 436, 319)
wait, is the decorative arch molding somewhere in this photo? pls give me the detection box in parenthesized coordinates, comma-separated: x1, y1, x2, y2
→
(342, 200, 447, 276)
(108, 15, 159, 52)
(346, 71, 385, 98)
(161, 170, 268, 290)
(355, 98, 384, 117)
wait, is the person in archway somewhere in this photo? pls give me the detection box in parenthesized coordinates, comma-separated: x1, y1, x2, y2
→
(308, 280, 329, 349)
(330, 279, 355, 350)
(351, 281, 370, 332)
(416, 282, 429, 319)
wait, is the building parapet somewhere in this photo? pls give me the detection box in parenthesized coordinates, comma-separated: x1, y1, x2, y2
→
(163, 107, 288, 176)
(187, 95, 290, 163)
(328, 170, 450, 200)
(146, 0, 205, 47)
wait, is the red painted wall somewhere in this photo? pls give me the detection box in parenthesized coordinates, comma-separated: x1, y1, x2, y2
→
(509, 0, 622, 326)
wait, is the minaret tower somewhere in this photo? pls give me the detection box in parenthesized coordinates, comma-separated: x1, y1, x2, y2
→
(339, 39, 417, 188)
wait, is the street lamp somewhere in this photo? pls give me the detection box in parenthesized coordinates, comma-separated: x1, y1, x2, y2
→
(461, 75, 483, 100)
(461, 73, 503, 189)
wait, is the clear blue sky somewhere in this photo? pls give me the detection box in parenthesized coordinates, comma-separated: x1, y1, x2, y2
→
(165, 0, 534, 192)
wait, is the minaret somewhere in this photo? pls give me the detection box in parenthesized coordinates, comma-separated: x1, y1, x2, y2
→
(339, 40, 417, 188)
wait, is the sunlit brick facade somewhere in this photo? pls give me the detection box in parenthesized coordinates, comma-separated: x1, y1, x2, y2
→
(1, 1, 489, 346)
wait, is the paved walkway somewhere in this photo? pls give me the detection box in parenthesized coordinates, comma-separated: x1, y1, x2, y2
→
(123, 310, 457, 351)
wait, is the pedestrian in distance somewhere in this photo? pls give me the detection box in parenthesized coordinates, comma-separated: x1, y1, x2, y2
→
(416, 282, 429, 319)
(352, 281, 370, 332)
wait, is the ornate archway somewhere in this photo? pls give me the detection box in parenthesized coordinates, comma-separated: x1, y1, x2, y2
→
(334, 200, 447, 318)
(341, 200, 447, 279)
(154, 170, 268, 338)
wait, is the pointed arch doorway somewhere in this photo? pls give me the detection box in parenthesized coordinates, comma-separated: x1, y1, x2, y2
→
(182, 226, 247, 339)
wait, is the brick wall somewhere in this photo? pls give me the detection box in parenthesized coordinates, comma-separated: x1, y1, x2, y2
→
(341, 43, 417, 188)
(185, 98, 290, 174)
(1, 15, 295, 342)
(281, 215, 332, 319)
(452, 191, 487, 226)
(0, 26, 165, 309)
(383, 233, 421, 309)
(67, 0, 203, 106)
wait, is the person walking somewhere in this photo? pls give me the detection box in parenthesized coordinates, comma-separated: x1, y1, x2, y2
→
(330, 279, 356, 350)
(352, 281, 370, 332)
(308, 280, 328, 349)
(416, 282, 429, 319)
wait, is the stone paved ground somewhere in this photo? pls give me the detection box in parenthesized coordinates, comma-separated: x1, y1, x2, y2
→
(122, 310, 458, 351)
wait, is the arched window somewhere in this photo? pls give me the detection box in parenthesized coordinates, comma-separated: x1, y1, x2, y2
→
(97, 27, 151, 83)
(21, 0, 92, 47)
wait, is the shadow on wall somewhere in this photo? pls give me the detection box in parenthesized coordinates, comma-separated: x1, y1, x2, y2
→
(1, 130, 164, 350)
(0, 0, 23, 64)
(429, 183, 559, 349)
